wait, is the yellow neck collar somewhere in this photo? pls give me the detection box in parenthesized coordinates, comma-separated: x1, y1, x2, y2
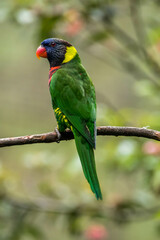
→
(62, 46, 77, 64)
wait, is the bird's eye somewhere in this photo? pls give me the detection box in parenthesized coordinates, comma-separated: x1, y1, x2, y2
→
(51, 42, 56, 47)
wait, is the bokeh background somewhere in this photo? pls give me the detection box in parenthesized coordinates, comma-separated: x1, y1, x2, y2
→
(1, 0, 160, 239)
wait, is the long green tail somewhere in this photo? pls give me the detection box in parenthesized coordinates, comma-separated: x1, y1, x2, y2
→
(72, 128, 102, 200)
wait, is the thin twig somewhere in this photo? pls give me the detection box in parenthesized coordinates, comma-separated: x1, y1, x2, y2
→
(129, 0, 160, 79)
(0, 126, 160, 148)
(4, 196, 160, 223)
(105, 21, 160, 87)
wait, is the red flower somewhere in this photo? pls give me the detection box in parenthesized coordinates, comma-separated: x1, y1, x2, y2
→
(84, 224, 108, 240)
(143, 141, 160, 155)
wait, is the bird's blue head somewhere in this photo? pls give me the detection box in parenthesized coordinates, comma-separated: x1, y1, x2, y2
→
(36, 38, 77, 67)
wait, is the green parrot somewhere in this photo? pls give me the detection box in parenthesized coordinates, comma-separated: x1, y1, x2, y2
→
(36, 38, 102, 200)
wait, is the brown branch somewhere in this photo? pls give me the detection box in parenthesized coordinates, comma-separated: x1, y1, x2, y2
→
(0, 126, 160, 148)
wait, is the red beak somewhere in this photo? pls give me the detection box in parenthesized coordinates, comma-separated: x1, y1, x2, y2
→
(36, 46, 47, 59)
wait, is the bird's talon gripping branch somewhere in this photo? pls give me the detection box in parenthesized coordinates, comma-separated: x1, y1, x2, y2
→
(55, 127, 61, 143)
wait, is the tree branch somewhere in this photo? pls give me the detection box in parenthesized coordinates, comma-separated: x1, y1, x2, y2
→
(4, 194, 160, 223)
(0, 126, 160, 148)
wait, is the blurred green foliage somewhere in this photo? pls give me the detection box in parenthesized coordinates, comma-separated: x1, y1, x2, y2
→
(1, 0, 160, 239)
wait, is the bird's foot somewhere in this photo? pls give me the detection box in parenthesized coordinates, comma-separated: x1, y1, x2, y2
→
(55, 127, 61, 143)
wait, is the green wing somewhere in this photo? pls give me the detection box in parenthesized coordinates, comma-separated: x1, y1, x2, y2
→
(50, 67, 97, 148)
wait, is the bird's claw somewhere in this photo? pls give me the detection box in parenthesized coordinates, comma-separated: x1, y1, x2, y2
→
(55, 127, 61, 143)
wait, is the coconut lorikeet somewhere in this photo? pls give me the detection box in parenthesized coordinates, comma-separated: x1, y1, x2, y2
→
(36, 38, 102, 200)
